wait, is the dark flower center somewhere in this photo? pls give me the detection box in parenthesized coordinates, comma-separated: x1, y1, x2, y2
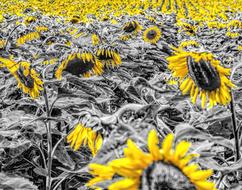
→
(140, 161, 196, 190)
(97, 48, 116, 60)
(187, 56, 221, 91)
(16, 66, 35, 88)
(123, 22, 137, 33)
(147, 30, 157, 40)
(64, 56, 94, 76)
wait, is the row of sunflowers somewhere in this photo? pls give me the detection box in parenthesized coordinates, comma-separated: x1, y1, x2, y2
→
(0, 0, 242, 190)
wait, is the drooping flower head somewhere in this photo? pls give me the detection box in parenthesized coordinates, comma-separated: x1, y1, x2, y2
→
(87, 130, 216, 190)
(16, 31, 40, 46)
(167, 48, 235, 108)
(55, 49, 103, 79)
(96, 45, 122, 68)
(0, 58, 43, 99)
(92, 33, 101, 46)
(123, 20, 142, 34)
(143, 26, 161, 44)
(67, 123, 103, 156)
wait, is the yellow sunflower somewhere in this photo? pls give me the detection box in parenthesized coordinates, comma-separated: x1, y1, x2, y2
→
(35, 26, 49, 33)
(179, 40, 200, 49)
(17, 32, 40, 46)
(67, 123, 103, 156)
(96, 46, 122, 68)
(23, 16, 37, 26)
(0, 58, 43, 99)
(55, 50, 103, 79)
(167, 48, 235, 108)
(92, 33, 100, 46)
(143, 26, 161, 44)
(178, 22, 197, 36)
(87, 130, 216, 190)
(0, 39, 6, 49)
(123, 20, 142, 34)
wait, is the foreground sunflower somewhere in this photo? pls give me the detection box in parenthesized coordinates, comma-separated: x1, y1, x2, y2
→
(55, 50, 103, 79)
(0, 58, 43, 98)
(143, 26, 161, 44)
(96, 46, 122, 68)
(67, 123, 103, 156)
(87, 130, 216, 190)
(167, 48, 235, 108)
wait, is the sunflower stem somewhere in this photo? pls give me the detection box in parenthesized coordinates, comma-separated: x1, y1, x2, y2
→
(43, 86, 53, 190)
(230, 91, 240, 161)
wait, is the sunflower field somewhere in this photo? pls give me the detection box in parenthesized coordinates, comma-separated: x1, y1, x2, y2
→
(0, 0, 242, 189)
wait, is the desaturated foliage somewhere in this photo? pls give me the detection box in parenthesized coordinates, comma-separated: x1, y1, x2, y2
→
(0, 0, 242, 190)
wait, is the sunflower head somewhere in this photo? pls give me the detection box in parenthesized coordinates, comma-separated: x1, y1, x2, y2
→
(167, 48, 235, 108)
(0, 58, 43, 99)
(87, 130, 216, 190)
(179, 40, 200, 50)
(17, 31, 40, 46)
(55, 49, 103, 79)
(69, 15, 80, 24)
(67, 123, 103, 156)
(0, 39, 6, 49)
(96, 45, 122, 68)
(92, 33, 100, 46)
(178, 22, 197, 36)
(123, 20, 142, 33)
(23, 16, 37, 25)
(35, 26, 49, 33)
(143, 26, 161, 44)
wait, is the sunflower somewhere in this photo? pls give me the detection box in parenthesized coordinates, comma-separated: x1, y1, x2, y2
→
(0, 39, 6, 49)
(143, 26, 161, 44)
(123, 20, 142, 34)
(179, 40, 200, 49)
(23, 16, 37, 25)
(67, 123, 103, 156)
(87, 130, 216, 190)
(92, 33, 100, 46)
(96, 46, 122, 68)
(55, 50, 103, 79)
(226, 31, 240, 38)
(167, 48, 235, 108)
(69, 15, 81, 24)
(16, 32, 40, 46)
(178, 22, 197, 36)
(35, 26, 49, 33)
(0, 58, 43, 99)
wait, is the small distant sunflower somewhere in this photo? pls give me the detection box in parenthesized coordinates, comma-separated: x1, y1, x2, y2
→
(0, 39, 6, 49)
(55, 50, 103, 79)
(167, 48, 235, 108)
(17, 32, 40, 46)
(123, 20, 142, 34)
(178, 22, 197, 36)
(143, 26, 161, 44)
(96, 46, 122, 68)
(87, 129, 216, 190)
(35, 26, 49, 33)
(23, 16, 37, 25)
(69, 15, 81, 24)
(0, 58, 43, 98)
(67, 123, 103, 156)
(226, 31, 240, 38)
(92, 33, 100, 46)
(179, 40, 200, 49)
(42, 58, 58, 65)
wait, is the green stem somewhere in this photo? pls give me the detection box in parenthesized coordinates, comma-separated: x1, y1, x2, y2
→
(43, 86, 52, 190)
(230, 91, 240, 161)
